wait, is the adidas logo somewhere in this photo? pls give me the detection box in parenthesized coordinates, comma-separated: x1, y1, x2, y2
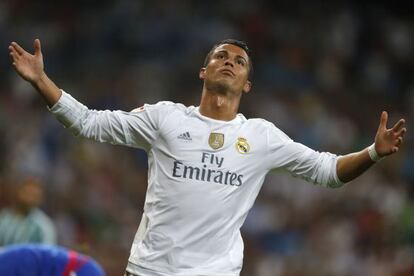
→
(177, 131, 192, 141)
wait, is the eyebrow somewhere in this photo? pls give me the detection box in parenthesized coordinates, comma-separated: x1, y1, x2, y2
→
(215, 50, 248, 64)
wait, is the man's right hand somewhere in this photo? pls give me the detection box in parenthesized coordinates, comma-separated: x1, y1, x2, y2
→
(9, 39, 61, 107)
(9, 39, 45, 85)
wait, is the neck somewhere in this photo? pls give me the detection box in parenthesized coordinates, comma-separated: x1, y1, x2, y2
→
(13, 205, 31, 216)
(198, 86, 242, 121)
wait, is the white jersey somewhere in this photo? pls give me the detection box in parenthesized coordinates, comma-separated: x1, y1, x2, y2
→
(50, 91, 343, 276)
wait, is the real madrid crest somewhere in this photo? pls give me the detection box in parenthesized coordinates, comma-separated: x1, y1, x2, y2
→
(208, 133, 224, 150)
(236, 137, 250, 154)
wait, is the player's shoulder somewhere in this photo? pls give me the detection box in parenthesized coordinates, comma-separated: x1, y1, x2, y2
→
(0, 208, 13, 217)
(245, 117, 292, 142)
(30, 209, 55, 226)
(131, 101, 188, 113)
(244, 117, 273, 129)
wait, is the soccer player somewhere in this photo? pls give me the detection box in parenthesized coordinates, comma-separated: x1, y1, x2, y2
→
(0, 243, 105, 276)
(9, 39, 406, 276)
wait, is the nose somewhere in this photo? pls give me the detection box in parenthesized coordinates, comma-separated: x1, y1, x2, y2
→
(224, 60, 234, 67)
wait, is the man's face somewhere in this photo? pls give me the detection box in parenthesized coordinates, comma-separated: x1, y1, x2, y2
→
(200, 44, 251, 94)
(17, 182, 42, 211)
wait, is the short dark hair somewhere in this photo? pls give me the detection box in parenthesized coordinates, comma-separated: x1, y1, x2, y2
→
(203, 39, 253, 79)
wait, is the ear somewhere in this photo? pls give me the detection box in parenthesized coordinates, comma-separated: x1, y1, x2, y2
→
(242, 80, 252, 93)
(199, 68, 206, 80)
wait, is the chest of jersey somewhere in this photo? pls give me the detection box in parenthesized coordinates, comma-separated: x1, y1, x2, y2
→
(155, 115, 265, 188)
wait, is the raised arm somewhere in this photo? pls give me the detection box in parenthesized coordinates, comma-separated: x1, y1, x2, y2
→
(8, 39, 164, 151)
(336, 111, 406, 183)
(9, 39, 61, 107)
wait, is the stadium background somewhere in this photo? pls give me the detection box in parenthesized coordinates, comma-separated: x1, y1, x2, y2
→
(0, 1, 413, 275)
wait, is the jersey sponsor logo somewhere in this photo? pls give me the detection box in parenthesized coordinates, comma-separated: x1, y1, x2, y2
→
(208, 133, 224, 149)
(177, 131, 192, 141)
(172, 162, 243, 186)
(171, 152, 244, 186)
(236, 137, 250, 154)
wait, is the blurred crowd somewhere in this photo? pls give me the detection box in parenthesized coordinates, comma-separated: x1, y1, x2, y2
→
(0, 1, 413, 275)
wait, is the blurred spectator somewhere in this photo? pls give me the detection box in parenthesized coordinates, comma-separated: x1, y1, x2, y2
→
(0, 178, 56, 245)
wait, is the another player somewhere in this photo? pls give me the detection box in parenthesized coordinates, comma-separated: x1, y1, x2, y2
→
(9, 39, 406, 276)
(0, 243, 105, 276)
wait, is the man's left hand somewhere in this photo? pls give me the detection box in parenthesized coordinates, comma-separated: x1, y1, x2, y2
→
(375, 111, 407, 157)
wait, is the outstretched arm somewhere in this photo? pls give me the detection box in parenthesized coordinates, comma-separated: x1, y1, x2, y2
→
(9, 39, 163, 150)
(336, 111, 406, 183)
(9, 39, 61, 107)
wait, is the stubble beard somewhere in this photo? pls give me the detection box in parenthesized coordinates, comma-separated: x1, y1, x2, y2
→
(205, 78, 232, 95)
